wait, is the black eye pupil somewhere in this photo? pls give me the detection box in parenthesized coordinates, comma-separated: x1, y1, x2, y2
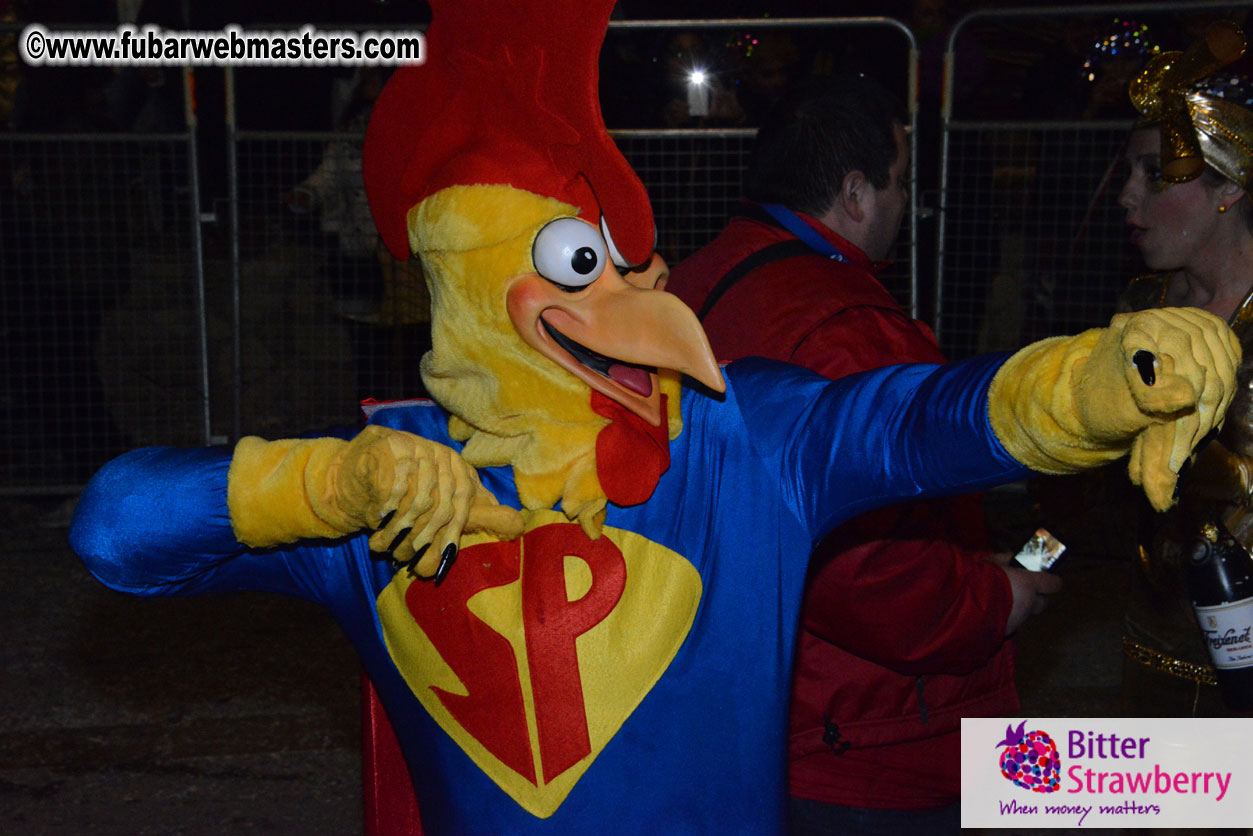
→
(571, 247, 598, 275)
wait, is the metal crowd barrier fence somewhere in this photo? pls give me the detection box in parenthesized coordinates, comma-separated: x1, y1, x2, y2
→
(935, 1, 1253, 360)
(601, 17, 919, 310)
(0, 34, 209, 494)
(937, 119, 1136, 360)
(0, 131, 206, 493)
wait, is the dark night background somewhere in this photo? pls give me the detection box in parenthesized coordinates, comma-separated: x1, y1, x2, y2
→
(3, 3, 1252, 834)
(10, 0, 1249, 212)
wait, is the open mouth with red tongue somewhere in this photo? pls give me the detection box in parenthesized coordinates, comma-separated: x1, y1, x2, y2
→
(543, 319, 654, 397)
(505, 268, 723, 428)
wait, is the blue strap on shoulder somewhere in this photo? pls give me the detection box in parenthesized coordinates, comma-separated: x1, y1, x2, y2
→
(758, 203, 849, 263)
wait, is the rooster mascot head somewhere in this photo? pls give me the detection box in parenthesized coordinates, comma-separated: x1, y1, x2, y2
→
(364, 0, 725, 538)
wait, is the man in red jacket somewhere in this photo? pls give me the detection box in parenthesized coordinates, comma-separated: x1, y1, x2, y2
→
(666, 75, 1061, 835)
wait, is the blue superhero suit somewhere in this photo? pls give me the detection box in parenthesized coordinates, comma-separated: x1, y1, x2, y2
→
(70, 357, 1026, 836)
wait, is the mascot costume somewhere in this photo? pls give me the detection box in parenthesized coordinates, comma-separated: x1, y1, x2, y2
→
(71, 1, 1242, 833)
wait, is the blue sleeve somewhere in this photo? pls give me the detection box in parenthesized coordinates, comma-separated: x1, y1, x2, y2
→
(68, 445, 355, 601)
(69, 446, 245, 595)
(727, 354, 1029, 540)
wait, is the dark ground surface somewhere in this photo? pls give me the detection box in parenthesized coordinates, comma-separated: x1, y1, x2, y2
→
(1, 496, 362, 836)
(0, 488, 1245, 835)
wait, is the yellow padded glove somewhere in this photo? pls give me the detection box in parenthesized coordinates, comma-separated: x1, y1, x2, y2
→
(989, 308, 1240, 511)
(227, 425, 524, 580)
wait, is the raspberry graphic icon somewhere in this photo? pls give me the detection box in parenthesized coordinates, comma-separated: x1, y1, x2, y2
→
(996, 720, 1061, 793)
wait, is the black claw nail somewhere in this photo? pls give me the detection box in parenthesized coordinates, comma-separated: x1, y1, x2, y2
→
(433, 543, 458, 587)
(1133, 350, 1156, 386)
(399, 542, 429, 574)
(377, 509, 396, 530)
(387, 526, 414, 553)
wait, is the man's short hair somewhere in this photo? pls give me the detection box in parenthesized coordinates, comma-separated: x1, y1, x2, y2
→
(744, 74, 906, 217)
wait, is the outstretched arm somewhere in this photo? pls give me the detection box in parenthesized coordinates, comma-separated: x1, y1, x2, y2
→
(745, 308, 1239, 543)
(71, 426, 523, 595)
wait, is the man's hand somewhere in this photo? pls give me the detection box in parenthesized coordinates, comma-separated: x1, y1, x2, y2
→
(989, 552, 1063, 636)
(228, 427, 523, 584)
(989, 308, 1240, 510)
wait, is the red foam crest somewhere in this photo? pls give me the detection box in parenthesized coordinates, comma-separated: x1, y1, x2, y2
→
(363, 0, 656, 266)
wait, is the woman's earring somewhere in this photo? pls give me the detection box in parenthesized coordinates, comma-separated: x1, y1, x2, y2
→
(1219, 204, 1230, 213)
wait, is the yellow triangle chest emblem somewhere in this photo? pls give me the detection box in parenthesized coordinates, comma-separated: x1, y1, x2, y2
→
(377, 509, 702, 817)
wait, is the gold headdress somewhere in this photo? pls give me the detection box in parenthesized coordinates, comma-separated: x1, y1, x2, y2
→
(1129, 21, 1253, 188)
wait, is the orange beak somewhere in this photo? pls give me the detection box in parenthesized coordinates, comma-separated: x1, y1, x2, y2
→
(505, 253, 725, 426)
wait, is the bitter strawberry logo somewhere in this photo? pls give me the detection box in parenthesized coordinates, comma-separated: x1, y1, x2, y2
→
(996, 720, 1061, 793)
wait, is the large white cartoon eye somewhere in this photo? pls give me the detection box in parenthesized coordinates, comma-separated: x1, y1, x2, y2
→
(532, 217, 607, 291)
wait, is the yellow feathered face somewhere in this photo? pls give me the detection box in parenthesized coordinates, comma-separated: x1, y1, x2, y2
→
(406, 184, 724, 525)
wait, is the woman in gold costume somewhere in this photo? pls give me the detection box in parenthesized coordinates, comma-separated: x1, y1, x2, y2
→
(1115, 20, 1253, 715)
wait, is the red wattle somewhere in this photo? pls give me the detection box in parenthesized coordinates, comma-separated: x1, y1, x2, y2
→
(591, 391, 670, 506)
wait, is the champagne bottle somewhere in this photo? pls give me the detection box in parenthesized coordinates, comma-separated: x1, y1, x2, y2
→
(1188, 513, 1253, 711)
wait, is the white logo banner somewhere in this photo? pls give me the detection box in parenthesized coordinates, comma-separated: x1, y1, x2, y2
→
(962, 717, 1253, 828)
